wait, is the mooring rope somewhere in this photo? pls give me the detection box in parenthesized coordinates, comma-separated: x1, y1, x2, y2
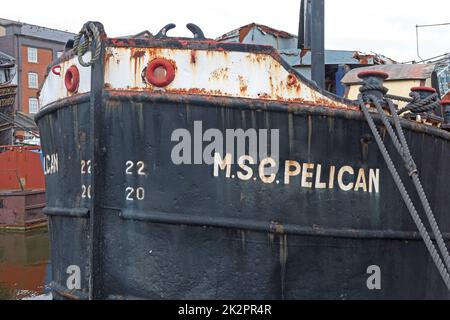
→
(358, 85, 450, 291)
(386, 91, 441, 115)
(385, 94, 414, 104)
(73, 22, 102, 67)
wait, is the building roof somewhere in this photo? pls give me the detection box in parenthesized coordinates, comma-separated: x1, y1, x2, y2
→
(217, 23, 296, 43)
(0, 17, 75, 43)
(341, 64, 437, 84)
(216, 23, 297, 50)
(280, 49, 396, 67)
(217, 23, 397, 65)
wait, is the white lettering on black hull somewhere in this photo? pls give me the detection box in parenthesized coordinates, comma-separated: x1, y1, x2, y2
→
(43, 153, 59, 176)
(214, 153, 381, 193)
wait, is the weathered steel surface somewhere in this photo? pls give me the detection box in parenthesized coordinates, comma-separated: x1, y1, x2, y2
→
(37, 97, 91, 298)
(0, 145, 46, 230)
(38, 52, 91, 107)
(37, 90, 450, 299)
(40, 40, 352, 110)
(0, 190, 46, 230)
(104, 47, 346, 107)
(36, 29, 450, 299)
(0, 146, 45, 191)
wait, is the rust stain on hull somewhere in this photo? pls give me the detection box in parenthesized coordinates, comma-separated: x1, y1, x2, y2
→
(238, 75, 248, 95)
(190, 50, 197, 65)
(209, 67, 229, 81)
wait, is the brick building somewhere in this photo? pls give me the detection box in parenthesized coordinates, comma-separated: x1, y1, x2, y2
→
(0, 18, 75, 115)
(0, 18, 75, 143)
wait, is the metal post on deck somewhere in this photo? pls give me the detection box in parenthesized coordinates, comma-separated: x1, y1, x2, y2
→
(298, 0, 311, 50)
(310, 0, 325, 89)
(298, 0, 325, 89)
(87, 22, 107, 300)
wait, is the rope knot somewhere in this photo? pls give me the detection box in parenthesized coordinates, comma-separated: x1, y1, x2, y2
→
(73, 22, 104, 67)
(398, 91, 440, 116)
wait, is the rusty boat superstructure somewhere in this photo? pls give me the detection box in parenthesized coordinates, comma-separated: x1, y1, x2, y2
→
(1, 52, 47, 231)
(0, 51, 17, 146)
(35, 20, 450, 300)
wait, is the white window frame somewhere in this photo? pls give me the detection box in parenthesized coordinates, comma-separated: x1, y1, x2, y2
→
(29, 98, 39, 114)
(28, 72, 38, 89)
(28, 47, 38, 63)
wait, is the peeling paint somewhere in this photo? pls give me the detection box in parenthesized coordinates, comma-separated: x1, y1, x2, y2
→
(40, 39, 356, 110)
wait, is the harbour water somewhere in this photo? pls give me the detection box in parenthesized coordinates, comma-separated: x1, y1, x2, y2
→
(0, 229, 51, 300)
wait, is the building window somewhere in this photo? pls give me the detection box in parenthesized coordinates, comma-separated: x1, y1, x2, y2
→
(28, 47, 38, 63)
(28, 72, 38, 89)
(29, 98, 39, 114)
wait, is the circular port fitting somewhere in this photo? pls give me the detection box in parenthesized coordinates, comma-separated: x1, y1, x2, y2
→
(145, 58, 176, 87)
(287, 74, 297, 86)
(357, 70, 389, 80)
(52, 65, 61, 76)
(65, 65, 80, 93)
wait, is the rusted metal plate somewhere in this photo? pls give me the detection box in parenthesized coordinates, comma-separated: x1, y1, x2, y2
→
(0, 190, 46, 230)
(103, 46, 350, 109)
(0, 146, 45, 191)
(40, 38, 354, 111)
(38, 53, 92, 108)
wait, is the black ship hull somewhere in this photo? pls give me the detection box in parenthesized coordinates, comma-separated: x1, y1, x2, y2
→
(36, 92, 450, 299)
(36, 28, 450, 299)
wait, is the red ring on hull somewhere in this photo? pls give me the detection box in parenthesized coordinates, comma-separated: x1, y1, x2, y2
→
(52, 65, 61, 76)
(145, 58, 175, 87)
(65, 65, 80, 93)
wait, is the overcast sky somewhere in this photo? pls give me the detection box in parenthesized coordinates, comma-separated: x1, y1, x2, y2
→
(2, 0, 450, 62)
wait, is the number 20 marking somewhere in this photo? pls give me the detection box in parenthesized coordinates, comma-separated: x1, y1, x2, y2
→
(126, 187, 145, 201)
(82, 185, 91, 199)
(125, 161, 146, 176)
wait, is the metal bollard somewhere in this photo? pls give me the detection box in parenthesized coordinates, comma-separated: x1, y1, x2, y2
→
(357, 70, 389, 103)
(441, 100, 450, 123)
(410, 86, 439, 116)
